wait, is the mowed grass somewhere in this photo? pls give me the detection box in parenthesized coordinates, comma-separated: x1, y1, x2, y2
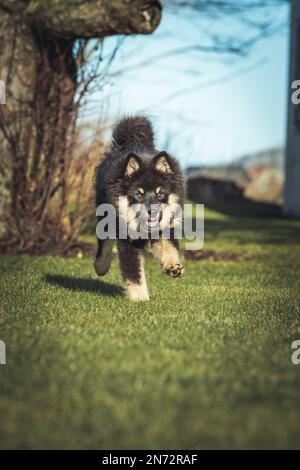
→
(1, 206, 300, 449)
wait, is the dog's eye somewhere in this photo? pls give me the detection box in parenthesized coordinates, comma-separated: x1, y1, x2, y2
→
(155, 188, 167, 200)
(135, 189, 144, 201)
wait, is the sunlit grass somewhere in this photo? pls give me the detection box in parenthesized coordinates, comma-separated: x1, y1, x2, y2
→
(1, 207, 300, 449)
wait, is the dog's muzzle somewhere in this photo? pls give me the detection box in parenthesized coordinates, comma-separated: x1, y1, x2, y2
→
(146, 206, 161, 228)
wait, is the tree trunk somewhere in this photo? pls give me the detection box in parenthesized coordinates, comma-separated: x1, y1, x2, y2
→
(0, 12, 77, 248)
(0, 1, 162, 38)
(0, 1, 161, 251)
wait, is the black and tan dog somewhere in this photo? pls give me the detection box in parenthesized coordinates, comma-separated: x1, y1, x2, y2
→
(94, 115, 184, 301)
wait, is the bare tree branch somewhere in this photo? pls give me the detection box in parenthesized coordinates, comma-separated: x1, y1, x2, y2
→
(153, 57, 267, 106)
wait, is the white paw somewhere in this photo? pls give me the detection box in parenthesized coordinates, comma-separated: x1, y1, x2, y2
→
(126, 284, 150, 302)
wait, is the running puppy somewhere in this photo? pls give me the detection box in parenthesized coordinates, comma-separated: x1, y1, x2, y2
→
(94, 115, 184, 301)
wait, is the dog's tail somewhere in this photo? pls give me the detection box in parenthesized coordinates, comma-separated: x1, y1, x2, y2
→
(112, 115, 155, 151)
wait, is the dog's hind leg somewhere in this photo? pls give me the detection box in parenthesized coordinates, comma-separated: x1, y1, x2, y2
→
(94, 239, 114, 276)
(117, 240, 149, 301)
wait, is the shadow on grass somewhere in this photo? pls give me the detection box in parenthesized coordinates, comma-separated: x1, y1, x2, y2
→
(44, 274, 123, 297)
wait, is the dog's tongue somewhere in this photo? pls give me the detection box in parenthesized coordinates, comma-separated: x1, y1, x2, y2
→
(147, 217, 159, 227)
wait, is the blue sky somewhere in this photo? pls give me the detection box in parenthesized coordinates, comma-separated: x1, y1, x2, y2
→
(87, 3, 290, 169)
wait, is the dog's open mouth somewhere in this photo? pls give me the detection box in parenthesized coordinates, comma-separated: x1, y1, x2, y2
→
(146, 210, 162, 228)
(146, 216, 160, 228)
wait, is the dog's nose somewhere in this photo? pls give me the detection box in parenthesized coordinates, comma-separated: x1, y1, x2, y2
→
(148, 206, 159, 218)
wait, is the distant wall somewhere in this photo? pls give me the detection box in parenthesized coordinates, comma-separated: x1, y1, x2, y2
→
(187, 176, 244, 205)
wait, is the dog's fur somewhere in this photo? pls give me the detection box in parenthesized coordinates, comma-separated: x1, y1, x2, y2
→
(94, 115, 184, 301)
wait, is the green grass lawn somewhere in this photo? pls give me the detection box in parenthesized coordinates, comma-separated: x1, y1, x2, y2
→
(1, 206, 300, 449)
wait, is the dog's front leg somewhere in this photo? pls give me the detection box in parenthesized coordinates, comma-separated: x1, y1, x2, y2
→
(117, 240, 149, 301)
(94, 238, 114, 276)
(152, 236, 184, 278)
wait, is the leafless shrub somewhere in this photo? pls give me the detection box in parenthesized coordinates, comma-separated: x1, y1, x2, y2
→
(0, 37, 119, 254)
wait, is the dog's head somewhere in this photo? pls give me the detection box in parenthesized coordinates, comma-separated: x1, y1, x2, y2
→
(117, 151, 183, 236)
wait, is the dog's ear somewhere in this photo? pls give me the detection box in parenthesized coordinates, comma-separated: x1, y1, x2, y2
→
(153, 151, 173, 174)
(125, 153, 141, 177)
